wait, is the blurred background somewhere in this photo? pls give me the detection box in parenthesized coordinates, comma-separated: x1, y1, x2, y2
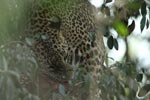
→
(0, 0, 150, 100)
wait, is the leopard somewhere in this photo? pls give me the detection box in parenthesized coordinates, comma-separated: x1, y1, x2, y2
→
(24, 0, 105, 99)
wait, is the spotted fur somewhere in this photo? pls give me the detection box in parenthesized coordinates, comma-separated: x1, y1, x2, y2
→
(25, 0, 105, 84)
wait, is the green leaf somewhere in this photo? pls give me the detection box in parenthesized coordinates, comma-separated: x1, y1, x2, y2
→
(105, 0, 112, 3)
(124, 87, 130, 97)
(136, 74, 143, 82)
(146, 19, 149, 29)
(140, 16, 146, 32)
(25, 38, 36, 46)
(103, 26, 110, 37)
(107, 36, 113, 49)
(113, 21, 129, 37)
(89, 32, 95, 42)
(85, 73, 91, 86)
(104, 32, 109, 37)
(138, 84, 150, 97)
(113, 39, 119, 50)
(59, 84, 66, 96)
(129, 1, 142, 10)
(34, 33, 41, 39)
(141, 2, 147, 16)
(41, 34, 49, 40)
(128, 20, 135, 34)
(3, 56, 8, 71)
(101, 6, 110, 16)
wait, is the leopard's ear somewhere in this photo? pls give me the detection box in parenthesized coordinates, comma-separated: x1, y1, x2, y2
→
(50, 16, 61, 29)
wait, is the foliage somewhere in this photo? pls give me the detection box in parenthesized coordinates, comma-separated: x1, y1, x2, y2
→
(103, 0, 149, 50)
(0, 0, 150, 100)
(0, 43, 40, 100)
(102, 0, 150, 99)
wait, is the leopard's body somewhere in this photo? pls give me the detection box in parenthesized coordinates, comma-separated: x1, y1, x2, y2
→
(25, 0, 105, 85)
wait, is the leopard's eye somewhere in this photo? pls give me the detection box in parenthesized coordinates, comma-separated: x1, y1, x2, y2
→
(49, 16, 61, 29)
